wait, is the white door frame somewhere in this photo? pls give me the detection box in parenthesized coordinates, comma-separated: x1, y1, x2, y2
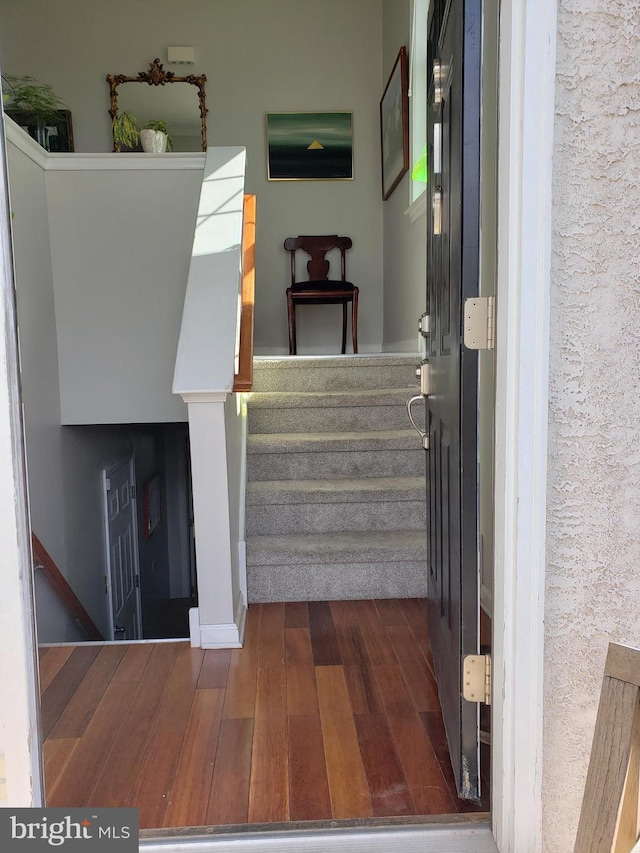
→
(0, 108, 44, 807)
(491, 0, 558, 848)
(0, 0, 557, 848)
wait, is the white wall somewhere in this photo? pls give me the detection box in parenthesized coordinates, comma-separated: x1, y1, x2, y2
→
(381, 0, 426, 352)
(543, 1, 640, 849)
(0, 0, 386, 354)
(46, 161, 202, 424)
(7, 136, 81, 643)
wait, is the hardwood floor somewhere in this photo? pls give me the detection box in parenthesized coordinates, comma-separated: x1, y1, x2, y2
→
(39, 599, 487, 829)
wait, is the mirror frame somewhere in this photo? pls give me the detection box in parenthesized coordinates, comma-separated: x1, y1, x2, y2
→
(107, 58, 207, 152)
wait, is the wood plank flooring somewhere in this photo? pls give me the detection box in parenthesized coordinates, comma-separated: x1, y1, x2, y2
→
(40, 599, 486, 829)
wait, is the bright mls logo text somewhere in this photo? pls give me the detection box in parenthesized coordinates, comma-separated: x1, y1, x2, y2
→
(2, 809, 138, 850)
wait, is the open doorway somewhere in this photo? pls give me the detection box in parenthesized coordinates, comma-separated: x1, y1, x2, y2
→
(36, 0, 497, 831)
(32, 423, 196, 644)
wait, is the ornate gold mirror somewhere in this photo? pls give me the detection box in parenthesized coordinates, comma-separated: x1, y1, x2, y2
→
(107, 58, 207, 152)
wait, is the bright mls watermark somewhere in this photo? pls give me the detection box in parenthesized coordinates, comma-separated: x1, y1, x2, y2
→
(0, 808, 138, 851)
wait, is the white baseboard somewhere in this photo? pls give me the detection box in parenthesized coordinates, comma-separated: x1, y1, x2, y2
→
(192, 593, 247, 649)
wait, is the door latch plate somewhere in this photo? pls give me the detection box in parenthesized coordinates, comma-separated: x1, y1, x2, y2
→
(415, 360, 431, 396)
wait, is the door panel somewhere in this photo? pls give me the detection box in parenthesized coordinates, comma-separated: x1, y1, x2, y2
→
(425, 0, 482, 799)
(103, 456, 142, 641)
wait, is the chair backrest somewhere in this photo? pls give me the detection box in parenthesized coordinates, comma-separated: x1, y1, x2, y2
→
(284, 235, 352, 284)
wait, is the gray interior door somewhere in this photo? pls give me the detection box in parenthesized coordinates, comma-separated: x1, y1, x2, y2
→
(425, 0, 482, 800)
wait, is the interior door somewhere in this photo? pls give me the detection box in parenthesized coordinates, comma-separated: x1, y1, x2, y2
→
(425, 0, 482, 799)
(103, 455, 142, 640)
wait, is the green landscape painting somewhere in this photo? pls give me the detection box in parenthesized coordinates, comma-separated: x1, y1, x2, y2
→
(266, 112, 353, 180)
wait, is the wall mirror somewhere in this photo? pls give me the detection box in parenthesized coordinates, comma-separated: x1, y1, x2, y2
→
(107, 58, 207, 152)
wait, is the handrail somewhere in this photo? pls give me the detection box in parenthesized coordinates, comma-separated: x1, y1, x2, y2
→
(32, 533, 104, 641)
(233, 193, 256, 393)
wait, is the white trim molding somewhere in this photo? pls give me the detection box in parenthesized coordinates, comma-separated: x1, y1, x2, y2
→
(195, 593, 247, 650)
(4, 117, 205, 171)
(491, 0, 558, 850)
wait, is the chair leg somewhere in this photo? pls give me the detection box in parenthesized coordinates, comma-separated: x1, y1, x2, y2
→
(341, 301, 347, 354)
(287, 291, 296, 355)
(352, 287, 359, 354)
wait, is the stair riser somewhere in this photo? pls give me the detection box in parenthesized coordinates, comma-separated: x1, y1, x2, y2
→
(247, 449, 424, 481)
(246, 500, 426, 536)
(252, 365, 417, 393)
(248, 404, 412, 434)
(247, 561, 428, 602)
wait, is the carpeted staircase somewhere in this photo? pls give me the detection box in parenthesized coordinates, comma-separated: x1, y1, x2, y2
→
(245, 355, 428, 602)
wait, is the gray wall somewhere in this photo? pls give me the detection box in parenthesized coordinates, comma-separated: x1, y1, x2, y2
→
(544, 0, 640, 848)
(0, 0, 386, 354)
(381, 0, 426, 352)
(45, 166, 200, 424)
(7, 142, 81, 643)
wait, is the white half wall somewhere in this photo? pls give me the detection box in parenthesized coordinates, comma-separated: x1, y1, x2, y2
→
(46, 156, 203, 424)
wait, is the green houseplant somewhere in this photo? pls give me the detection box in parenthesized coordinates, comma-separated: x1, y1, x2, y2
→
(112, 111, 173, 152)
(2, 74, 67, 149)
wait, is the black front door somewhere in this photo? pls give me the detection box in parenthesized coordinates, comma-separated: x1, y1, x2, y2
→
(425, 0, 482, 799)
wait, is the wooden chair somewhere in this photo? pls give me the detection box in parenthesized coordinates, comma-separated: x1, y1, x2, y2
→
(574, 642, 640, 853)
(284, 235, 358, 355)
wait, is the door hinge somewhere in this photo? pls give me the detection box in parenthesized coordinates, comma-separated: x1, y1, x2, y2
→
(105, 477, 111, 491)
(463, 296, 495, 351)
(131, 485, 136, 500)
(418, 313, 430, 338)
(135, 575, 140, 588)
(463, 654, 492, 705)
(104, 575, 109, 594)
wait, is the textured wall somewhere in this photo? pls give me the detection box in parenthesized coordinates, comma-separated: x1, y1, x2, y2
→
(544, 1, 640, 849)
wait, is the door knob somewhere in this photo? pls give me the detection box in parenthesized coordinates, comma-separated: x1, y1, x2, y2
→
(407, 395, 429, 450)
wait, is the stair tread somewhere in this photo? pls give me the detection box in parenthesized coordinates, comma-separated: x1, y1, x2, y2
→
(248, 388, 418, 409)
(254, 355, 419, 369)
(246, 529, 426, 564)
(247, 429, 420, 453)
(247, 476, 424, 505)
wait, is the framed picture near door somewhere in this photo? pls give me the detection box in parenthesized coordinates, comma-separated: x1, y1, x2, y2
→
(380, 46, 409, 200)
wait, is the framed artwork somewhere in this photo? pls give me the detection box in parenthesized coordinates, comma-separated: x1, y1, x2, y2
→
(5, 109, 74, 152)
(143, 474, 161, 539)
(266, 111, 353, 180)
(380, 46, 409, 200)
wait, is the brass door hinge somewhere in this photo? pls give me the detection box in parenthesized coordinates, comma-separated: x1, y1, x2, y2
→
(463, 654, 492, 705)
(463, 296, 495, 350)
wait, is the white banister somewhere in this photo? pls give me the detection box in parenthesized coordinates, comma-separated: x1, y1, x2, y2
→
(173, 146, 249, 649)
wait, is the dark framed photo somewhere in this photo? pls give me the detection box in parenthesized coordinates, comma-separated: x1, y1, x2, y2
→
(266, 111, 353, 180)
(380, 46, 409, 200)
(6, 108, 74, 152)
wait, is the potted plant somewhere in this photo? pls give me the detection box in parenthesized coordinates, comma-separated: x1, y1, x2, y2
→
(112, 111, 173, 153)
(2, 74, 67, 149)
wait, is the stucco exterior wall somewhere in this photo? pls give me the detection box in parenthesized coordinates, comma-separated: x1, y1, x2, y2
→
(544, 1, 640, 849)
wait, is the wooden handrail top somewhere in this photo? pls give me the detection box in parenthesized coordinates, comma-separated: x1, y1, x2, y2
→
(233, 193, 256, 393)
(32, 533, 104, 641)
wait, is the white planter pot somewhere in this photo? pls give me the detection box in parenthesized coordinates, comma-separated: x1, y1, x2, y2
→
(139, 129, 167, 153)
